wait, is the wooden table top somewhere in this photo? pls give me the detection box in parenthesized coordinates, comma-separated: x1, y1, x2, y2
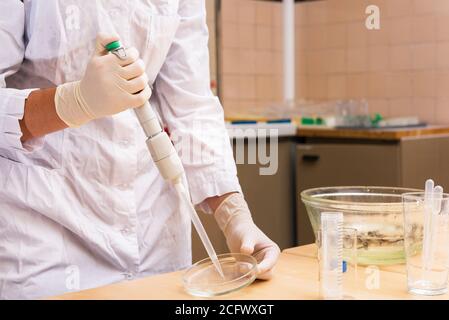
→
(297, 125, 449, 141)
(50, 246, 448, 300)
(283, 244, 407, 274)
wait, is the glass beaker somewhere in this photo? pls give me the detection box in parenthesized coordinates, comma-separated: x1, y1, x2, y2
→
(402, 192, 449, 296)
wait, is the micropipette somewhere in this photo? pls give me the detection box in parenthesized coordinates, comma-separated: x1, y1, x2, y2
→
(105, 40, 224, 278)
(319, 212, 343, 300)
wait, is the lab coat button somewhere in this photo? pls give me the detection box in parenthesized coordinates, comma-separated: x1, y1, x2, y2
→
(120, 139, 130, 147)
(123, 272, 134, 280)
(109, 8, 120, 17)
(118, 183, 131, 190)
(121, 227, 132, 236)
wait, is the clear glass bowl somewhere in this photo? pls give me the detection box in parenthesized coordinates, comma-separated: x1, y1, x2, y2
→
(301, 186, 421, 265)
(183, 253, 257, 297)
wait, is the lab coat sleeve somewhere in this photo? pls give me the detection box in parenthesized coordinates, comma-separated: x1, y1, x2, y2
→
(153, 0, 242, 210)
(0, 0, 42, 154)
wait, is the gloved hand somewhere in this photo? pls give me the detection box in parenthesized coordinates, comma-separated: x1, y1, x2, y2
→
(214, 193, 280, 280)
(55, 34, 152, 127)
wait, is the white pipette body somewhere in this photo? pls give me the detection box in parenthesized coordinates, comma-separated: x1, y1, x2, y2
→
(107, 42, 224, 278)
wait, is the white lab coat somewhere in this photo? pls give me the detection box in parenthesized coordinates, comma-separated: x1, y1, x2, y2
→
(0, 0, 240, 299)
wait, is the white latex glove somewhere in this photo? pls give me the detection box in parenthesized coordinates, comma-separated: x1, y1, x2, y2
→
(55, 34, 152, 127)
(214, 193, 280, 280)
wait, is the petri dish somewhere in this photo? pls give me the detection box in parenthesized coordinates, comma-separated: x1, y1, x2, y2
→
(183, 253, 258, 297)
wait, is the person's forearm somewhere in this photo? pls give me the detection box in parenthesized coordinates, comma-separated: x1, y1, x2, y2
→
(206, 192, 238, 213)
(20, 87, 68, 142)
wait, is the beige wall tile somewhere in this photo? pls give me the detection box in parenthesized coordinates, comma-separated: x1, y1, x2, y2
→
(435, 98, 449, 124)
(304, 25, 328, 50)
(296, 27, 308, 52)
(435, 0, 449, 13)
(347, 47, 368, 73)
(327, 24, 347, 48)
(238, 0, 256, 25)
(327, 0, 350, 23)
(239, 75, 256, 100)
(386, 0, 413, 17)
(412, 71, 436, 98)
(222, 75, 240, 100)
(411, 15, 436, 43)
(256, 25, 273, 50)
(327, 74, 347, 99)
(368, 99, 390, 117)
(273, 75, 284, 101)
(222, 23, 239, 49)
(437, 42, 449, 69)
(386, 72, 413, 98)
(307, 75, 328, 99)
(390, 45, 413, 71)
(255, 50, 274, 75)
(347, 21, 369, 48)
(221, 0, 238, 23)
(306, 50, 329, 75)
(412, 43, 436, 70)
(368, 46, 389, 72)
(413, 0, 438, 15)
(389, 17, 412, 45)
(273, 52, 283, 75)
(327, 49, 347, 74)
(368, 19, 390, 46)
(436, 72, 449, 98)
(296, 75, 308, 98)
(307, 0, 328, 25)
(222, 49, 240, 74)
(296, 50, 307, 76)
(343, 0, 367, 22)
(272, 4, 283, 28)
(239, 49, 256, 75)
(412, 98, 436, 123)
(256, 75, 274, 101)
(436, 15, 449, 41)
(346, 73, 368, 98)
(389, 98, 413, 117)
(256, 1, 273, 26)
(368, 73, 387, 98)
(272, 27, 283, 52)
(295, 2, 309, 26)
(238, 24, 256, 49)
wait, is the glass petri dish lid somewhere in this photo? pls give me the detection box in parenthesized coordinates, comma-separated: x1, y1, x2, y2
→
(183, 253, 257, 297)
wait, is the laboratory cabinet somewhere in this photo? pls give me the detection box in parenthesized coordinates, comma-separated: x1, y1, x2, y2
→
(295, 134, 449, 245)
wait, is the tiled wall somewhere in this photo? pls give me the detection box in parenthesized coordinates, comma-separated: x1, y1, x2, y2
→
(297, 0, 449, 124)
(219, 0, 284, 117)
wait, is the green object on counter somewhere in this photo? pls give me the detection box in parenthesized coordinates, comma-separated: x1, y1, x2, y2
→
(371, 113, 383, 127)
(301, 117, 315, 125)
